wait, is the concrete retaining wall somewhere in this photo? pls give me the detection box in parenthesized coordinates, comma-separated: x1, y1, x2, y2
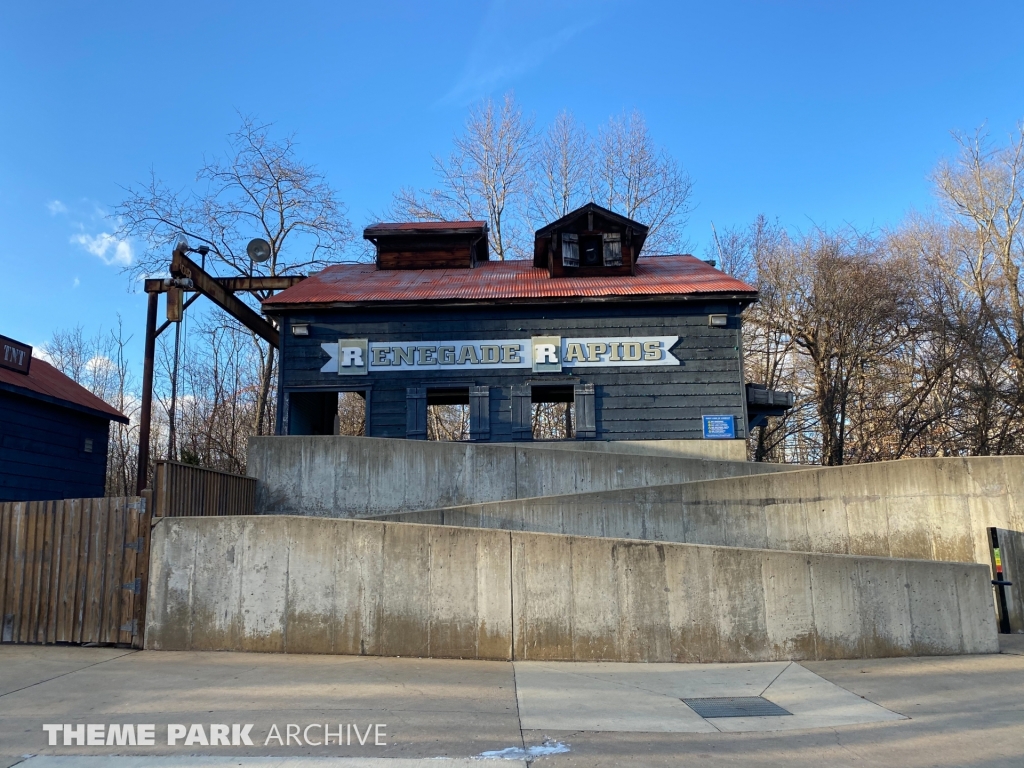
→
(145, 515, 512, 659)
(376, 457, 1024, 568)
(247, 436, 795, 518)
(145, 515, 999, 661)
(507, 439, 748, 461)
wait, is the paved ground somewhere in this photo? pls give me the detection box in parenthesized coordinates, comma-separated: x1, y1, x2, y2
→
(1, 637, 1023, 767)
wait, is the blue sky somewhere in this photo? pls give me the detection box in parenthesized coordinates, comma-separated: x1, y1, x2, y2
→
(2, 0, 1023, 367)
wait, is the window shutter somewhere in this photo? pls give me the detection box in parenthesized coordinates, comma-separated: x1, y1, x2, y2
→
(511, 384, 533, 440)
(561, 233, 579, 268)
(602, 234, 622, 266)
(574, 383, 596, 438)
(406, 387, 427, 439)
(469, 385, 491, 441)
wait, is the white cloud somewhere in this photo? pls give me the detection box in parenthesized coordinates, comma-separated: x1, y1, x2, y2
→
(47, 198, 134, 268)
(73, 277, 80, 288)
(438, 0, 612, 106)
(71, 232, 134, 266)
(85, 355, 116, 376)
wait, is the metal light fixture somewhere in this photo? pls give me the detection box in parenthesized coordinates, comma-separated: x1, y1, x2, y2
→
(247, 238, 272, 263)
(708, 314, 728, 327)
(291, 323, 310, 337)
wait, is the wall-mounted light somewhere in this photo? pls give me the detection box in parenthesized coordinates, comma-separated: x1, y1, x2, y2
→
(708, 314, 728, 327)
(291, 323, 310, 337)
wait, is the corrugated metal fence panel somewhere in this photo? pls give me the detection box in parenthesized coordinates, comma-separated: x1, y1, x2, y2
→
(0, 496, 146, 646)
(993, 527, 1024, 634)
(152, 461, 256, 518)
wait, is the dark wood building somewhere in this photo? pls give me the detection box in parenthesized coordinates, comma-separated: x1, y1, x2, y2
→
(263, 204, 790, 454)
(0, 335, 128, 502)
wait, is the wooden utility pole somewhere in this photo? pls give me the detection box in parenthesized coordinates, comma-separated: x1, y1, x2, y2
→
(135, 291, 159, 494)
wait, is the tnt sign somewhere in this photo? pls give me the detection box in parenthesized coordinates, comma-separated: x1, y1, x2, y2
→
(0, 334, 32, 375)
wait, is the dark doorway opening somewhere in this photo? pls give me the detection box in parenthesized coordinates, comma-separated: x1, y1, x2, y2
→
(288, 391, 336, 435)
(288, 390, 366, 436)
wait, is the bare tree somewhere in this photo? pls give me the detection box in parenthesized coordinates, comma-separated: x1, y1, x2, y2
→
(115, 115, 354, 440)
(740, 226, 922, 465)
(713, 216, 801, 461)
(526, 111, 593, 227)
(392, 93, 535, 260)
(532, 402, 574, 440)
(932, 125, 1024, 392)
(427, 404, 469, 441)
(43, 319, 140, 496)
(337, 392, 366, 437)
(595, 111, 694, 255)
(893, 213, 1024, 456)
(149, 313, 270, 473)
(391, 102, 693, 258)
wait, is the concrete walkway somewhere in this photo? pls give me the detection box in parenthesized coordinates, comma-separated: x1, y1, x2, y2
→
(2, 640, 1024, 767)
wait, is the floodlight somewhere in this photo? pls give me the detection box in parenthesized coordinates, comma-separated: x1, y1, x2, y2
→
(247, 238, 272, 263)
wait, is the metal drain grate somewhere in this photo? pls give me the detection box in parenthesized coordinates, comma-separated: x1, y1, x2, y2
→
(682, 696, 792, 718)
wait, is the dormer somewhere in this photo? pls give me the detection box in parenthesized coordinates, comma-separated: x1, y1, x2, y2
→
(364, 221, 489, 270)
(533, 203, 649, 277)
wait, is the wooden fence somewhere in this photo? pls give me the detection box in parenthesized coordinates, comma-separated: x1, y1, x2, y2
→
(152, 461, 256, 518)
(1, 464, 255, 648)
(0, 495, 150, 647)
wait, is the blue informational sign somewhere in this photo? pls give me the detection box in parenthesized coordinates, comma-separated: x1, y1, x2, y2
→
(702, 415, 736, 440)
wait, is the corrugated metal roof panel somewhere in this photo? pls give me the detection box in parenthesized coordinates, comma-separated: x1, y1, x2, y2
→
(263, 255, 756, 308)
(0, 358, 129, 422)
(364, 221, 487, 234)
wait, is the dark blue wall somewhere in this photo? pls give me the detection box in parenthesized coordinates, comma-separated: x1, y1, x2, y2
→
(276, 300, 749, 442)
(0, 390, 110, 501)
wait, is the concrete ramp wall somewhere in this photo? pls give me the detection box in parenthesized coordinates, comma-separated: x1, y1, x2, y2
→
(501, 438, 748, 461)
(376, 456, 1024, 568)
(247, 436, 795, 518)
(145, 515, 998, 662)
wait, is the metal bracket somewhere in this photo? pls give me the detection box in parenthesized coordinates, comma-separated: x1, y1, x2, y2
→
(124, 537, 145, 553)
(122, 577, 142, 595)
(120, 619, 139, 635)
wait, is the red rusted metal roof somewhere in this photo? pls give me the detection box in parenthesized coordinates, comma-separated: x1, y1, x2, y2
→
(364, 221, 487, 234)
(0, 357, 129, 422)
(263, 255, 756, 309)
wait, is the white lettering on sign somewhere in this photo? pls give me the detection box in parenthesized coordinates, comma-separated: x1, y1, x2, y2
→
(340, 347, 363, 368)
(321, 339, 368, 376)
(0, 334, 32, 374)
(4, 345, 24, 365)
(534, 344, 557, 363)
(319, 336, 679, 375)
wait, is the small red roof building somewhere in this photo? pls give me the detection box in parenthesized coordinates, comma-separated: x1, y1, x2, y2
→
(0, 356, 127, 423)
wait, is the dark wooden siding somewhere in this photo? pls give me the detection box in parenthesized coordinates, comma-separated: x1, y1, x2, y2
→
(0, 391, 110, 502)
(278, 301, 748, 442)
